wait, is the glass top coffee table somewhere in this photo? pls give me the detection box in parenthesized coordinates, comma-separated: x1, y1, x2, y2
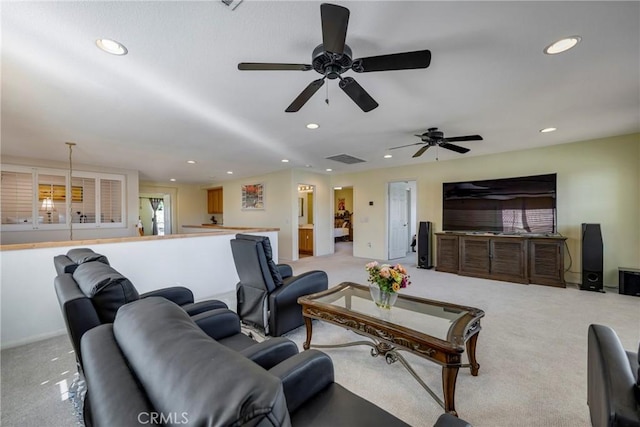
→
(297, 282, 485, 416)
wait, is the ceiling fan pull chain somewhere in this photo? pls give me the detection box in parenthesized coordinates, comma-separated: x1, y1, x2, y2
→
(325, 82, 329, 105)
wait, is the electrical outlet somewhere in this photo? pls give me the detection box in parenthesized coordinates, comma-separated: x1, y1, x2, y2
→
(367, 242, 372, 247)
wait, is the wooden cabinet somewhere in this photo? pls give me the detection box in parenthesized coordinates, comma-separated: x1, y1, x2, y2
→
(489, 238, 528, 283)
(458, 236, 527, 283)
(299, 228, 314, 255)
(528, 238, 565, 287)
(436, 234, 459, 273)
(459, 237, 491, 276)
(207, 187, 223, 214)
(436, 233, 566, 287)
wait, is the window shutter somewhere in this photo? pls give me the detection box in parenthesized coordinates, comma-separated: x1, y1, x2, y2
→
(1, 171, 33, 224)
(100, 179, 122, 223)
(71, 177, 96, 223)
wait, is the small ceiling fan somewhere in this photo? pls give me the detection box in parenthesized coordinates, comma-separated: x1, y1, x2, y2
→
(237, 3, 431, 113)
(389, 128, 483, 158)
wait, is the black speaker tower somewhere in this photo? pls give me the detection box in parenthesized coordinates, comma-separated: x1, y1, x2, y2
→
(581, 223, 604, 292)
(417, 221, 433, 269)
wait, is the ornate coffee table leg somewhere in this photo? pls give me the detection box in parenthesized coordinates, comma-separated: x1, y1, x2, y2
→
(466, 332, 480, 376)
(442, 366, 459, 416)
(303, 317, 313, 350)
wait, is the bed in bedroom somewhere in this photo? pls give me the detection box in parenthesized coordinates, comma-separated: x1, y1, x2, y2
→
(334, 220, 350, 241)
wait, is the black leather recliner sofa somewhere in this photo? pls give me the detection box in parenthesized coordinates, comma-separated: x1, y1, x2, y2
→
(230, 234, 329, 336)
(53, 248, 230, 370)
(81, 297, 471, 427)
(587, 324, 640, 427)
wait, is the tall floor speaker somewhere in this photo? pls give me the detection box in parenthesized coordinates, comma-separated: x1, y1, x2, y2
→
(581, 223, 604, 292)
(417, 221, 433, 269)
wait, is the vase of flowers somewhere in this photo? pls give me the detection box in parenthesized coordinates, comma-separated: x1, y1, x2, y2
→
(365, 261, 411, 309)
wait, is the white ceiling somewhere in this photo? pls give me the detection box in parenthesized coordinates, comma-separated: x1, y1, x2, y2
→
(2, 1, 639, 184)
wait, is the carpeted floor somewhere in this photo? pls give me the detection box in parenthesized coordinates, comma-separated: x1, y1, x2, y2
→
(1, 242, 638, 426)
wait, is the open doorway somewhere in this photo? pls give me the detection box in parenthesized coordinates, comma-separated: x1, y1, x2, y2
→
(297, 184, 314, 258)
(139, 193, 172, 236)
(387, 181, 416, 260)
(333, 186, 353, 256)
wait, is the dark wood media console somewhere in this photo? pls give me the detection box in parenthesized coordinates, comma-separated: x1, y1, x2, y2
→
(435, 232, 567, 287)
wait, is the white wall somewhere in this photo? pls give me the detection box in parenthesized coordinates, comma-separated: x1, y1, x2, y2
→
(212, 169, 332, 261)
(0, 231, 278, 348)
(331, 133, 640, 286)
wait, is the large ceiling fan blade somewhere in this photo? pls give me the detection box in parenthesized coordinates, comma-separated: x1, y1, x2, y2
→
(352, 50, 431, 73)
(412, 145, 430, 158)
(440, 142, 470, 154)
(238, 63, 312, 71)
(445, 135, 483, 142)
(338, 77, 378, 112)
(321, 3, 349, 55)
(285, 78, 325, 113)
(389, 142, 424, 150)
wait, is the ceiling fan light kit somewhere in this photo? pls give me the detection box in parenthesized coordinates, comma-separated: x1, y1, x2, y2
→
(238, 3, 431, 112)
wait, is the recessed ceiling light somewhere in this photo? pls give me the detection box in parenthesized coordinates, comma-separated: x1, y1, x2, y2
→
(305, 164, 312, 168)
(306, 123, 319, 130)
(540, 127, 557, 133)
(384, 154, 393, 159)
(169, 178, 176, 182)
(96, 38, 128, 55)
(325, 168, 332, 172)
(226, 171, 233, 174)
(281, 159, 289, 163)
(187, 160, 196, 164)
(544, 36, 581, 55)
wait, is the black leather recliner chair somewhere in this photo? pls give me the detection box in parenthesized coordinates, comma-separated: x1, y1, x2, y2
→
(587, 324, 640, 427)
(53, 248, 230, 370)
(230, 234, 329, 336)
(81, 297, 472, 427)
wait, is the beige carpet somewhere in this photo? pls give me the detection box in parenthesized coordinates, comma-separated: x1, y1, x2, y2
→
(1, 242, 638, 426)
(284, 242, 640, 426)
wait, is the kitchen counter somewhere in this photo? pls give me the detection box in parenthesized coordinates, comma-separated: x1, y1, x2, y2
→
(181, 225, 279, 234)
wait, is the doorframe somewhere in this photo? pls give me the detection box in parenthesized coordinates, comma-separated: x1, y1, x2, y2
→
(139, 187, 177, 235)
(332, 186, 354, 256)
(296, 183, 315, 259)
(387, 180, 417, 260)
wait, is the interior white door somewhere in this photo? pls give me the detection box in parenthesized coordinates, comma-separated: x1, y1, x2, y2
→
(388, 182, 409, 259)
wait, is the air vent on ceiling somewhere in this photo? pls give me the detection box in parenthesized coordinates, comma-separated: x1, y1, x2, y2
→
(326, 154, 366, 164)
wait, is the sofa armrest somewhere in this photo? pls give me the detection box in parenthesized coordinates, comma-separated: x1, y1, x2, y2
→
(587, 324, 640, 427)
(140, 286, 194, 306)
(54, 274, 102, 365)
(181, 300, 228, 316)
(191, 309, 241, 340)
(277, 264, 293, 279)
(54, 255, 78, 275)
(269, 349, 334, 414)
(271, 271, 328, 306)
(81, 324, 153, 426)
(239, 337, 299, 370)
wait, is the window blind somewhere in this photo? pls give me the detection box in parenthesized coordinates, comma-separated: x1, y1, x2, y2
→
(1, 171, 33, 224)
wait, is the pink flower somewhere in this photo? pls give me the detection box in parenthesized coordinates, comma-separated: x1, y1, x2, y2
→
(379, 267, 391, 278)
(365, 261, 379, 270)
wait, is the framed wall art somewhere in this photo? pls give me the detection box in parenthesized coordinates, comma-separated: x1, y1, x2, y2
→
(241, 183, 265, 210)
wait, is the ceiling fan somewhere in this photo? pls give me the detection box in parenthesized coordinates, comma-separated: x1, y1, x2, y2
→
(389, 128, 483, 158)
(237, 3, 431, 113)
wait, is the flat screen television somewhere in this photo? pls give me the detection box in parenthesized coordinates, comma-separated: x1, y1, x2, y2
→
(442, 173, 557, 234)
